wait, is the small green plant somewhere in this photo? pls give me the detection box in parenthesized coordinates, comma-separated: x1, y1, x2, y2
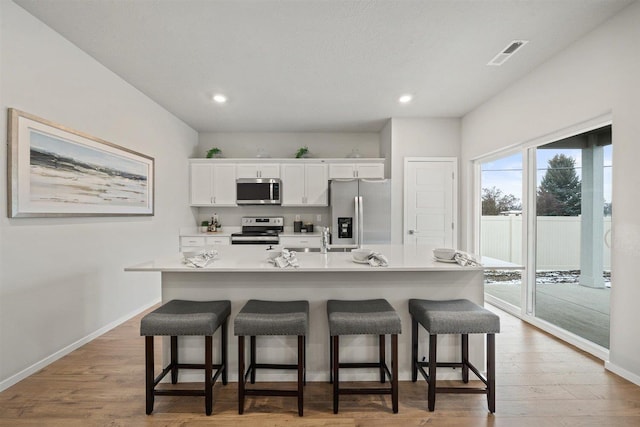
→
(295, 146, 309, 158)
(201, 220, 209, 227)
(206, 147, 222, 158)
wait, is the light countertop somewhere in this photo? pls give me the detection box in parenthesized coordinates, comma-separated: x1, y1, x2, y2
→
(126, 244, 519, 273)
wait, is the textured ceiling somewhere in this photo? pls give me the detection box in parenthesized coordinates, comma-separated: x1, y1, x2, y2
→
(14, 0, 634, 132)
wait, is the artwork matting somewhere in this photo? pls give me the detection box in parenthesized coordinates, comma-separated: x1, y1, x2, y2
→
(7, 108, 154, 217)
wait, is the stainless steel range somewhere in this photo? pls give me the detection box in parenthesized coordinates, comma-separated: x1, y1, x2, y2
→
(230, 216, 284, 245)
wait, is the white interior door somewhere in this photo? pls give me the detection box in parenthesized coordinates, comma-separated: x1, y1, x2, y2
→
(405, 158, 457, 247)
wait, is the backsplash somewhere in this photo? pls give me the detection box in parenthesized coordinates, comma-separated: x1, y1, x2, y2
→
(197, 206, 329, 229)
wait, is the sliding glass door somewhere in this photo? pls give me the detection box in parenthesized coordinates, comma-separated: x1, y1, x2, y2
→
(477, 124, 612, 351)
(480, 153, 523, 310)
(534, 127, 611, 348)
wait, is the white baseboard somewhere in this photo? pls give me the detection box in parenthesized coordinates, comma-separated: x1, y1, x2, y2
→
(605, 361, 640, 387)
(0, 299, 160, 393)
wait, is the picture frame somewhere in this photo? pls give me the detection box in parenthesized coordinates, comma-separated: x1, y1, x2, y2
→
(7, 108, 154, 217)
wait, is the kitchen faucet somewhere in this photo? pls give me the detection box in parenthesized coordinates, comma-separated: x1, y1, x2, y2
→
(320, 227, 330, 254)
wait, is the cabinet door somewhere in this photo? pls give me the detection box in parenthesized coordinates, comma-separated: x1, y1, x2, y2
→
(355, 163, 384, 179)
(279, 236, 321, 248)
(329, 163, 355, 179)
(304, 163, 328, 206)
(258, 164, 280, 178)
(236, 163, 280, 178)
(212, 164, 237, 206)
(190, 163, 213, 205)
(236, 164, 259, 178)
(205, 236, 230, 245)
(281, 164, 306, 205)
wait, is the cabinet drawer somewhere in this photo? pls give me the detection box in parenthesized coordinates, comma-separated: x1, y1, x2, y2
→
(180, 236, 205, 247)
(279, 236, 321, 248)
(205, 236, 230, 245)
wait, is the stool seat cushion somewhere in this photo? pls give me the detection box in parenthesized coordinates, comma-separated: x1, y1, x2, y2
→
(234, 300, 309, 336)
(327, 299, 401, 336)
(409, 299, 500, 334)
(140, 299, 231, 336)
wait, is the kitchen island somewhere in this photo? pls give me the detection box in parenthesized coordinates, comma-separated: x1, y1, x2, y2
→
(126, 244, 493, 382)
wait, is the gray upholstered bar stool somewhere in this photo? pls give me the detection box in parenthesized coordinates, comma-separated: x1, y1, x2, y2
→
(234, 299, 309, 417)
(140, 299, 231, 416)
(409, 299, 500, 413)
(327, 299, 401, 414)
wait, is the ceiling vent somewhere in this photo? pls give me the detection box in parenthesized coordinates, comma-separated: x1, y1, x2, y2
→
(487, 40, 529, 66)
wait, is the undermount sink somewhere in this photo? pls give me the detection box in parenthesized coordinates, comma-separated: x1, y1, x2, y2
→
(285, 247, 350, 253)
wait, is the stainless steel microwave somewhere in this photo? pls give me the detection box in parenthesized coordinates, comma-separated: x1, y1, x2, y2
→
(236, 178, 281, 205)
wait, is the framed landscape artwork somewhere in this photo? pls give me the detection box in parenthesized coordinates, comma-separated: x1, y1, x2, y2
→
(7, 108, 154, 217)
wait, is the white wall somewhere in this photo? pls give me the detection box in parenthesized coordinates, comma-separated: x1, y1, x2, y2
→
(389, 118, 461, 244)
(0, 1, 198, 389)
(198, 132, 380, 159)
(461, 1, 640, 383)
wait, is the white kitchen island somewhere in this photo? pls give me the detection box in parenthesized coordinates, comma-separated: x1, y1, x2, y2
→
(126, 244, 490, 382)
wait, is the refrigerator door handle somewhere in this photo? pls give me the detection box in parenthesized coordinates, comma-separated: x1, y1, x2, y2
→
(354, 196, 360, 248)
(358, 196, 364, 248)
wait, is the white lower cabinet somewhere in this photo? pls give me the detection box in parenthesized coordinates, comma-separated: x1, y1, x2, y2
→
(279, 236, 322, 248)
(180, 235, 230, 251)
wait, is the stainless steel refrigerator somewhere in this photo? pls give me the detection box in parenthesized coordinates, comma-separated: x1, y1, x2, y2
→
(329, 179, 391, 247)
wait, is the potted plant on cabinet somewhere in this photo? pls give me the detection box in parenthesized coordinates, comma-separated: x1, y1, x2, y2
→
(295, 146, 310, 158)
(206, 147, 223, 158)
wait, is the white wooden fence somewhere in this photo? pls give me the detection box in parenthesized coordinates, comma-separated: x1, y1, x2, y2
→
(481, 216, 611, 270)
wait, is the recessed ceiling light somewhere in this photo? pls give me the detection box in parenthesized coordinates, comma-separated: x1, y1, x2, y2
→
(399, 94, 413, 104)
(212, 94, 227, 104)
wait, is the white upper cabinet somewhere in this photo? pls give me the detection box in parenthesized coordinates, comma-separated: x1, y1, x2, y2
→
(281, 163, 328, 206)
(236, 163, 280, 179)
(328, 162, 384, 179)
(190, 162, 237, 206)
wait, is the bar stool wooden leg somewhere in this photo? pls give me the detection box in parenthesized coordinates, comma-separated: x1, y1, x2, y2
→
(303, 335, 307, 386)
(379, 335, 386, 383)
(332, 335, 339, 414)
(411, 317, 418, 382)
(392, 334, 398, 413)
(329, 336, 334, 384)
(145, 336, 154, 415)
(221, 319, 228, 385)
(462, 333, 469, 383)
(428, 334, 437, 412)
(170, 336, 178, 384)
(298, 335, 304, 417)
(205, 335, 213, 415)
(487, 333, 496, 413)
(250, 335, 257, 384)
(238, 336, 245, 415)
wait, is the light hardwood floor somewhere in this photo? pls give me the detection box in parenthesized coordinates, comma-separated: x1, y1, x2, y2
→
(1, 305, 639, 427)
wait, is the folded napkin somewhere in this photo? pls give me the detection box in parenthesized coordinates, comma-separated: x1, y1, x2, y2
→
(367, 252, 388, 267)
(269, 249, 300, 269)
(183, 249, 218, 268)
(453, 250, 482, 267)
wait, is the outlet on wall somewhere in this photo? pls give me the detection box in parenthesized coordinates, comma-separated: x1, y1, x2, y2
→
(295, 214, 301, 221)
(316, 214, 322, 222)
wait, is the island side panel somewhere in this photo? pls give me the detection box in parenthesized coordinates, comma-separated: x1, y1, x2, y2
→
(161, 269, 485, 382)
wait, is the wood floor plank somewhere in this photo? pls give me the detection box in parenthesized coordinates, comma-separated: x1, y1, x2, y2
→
(1, 305, 639, 426)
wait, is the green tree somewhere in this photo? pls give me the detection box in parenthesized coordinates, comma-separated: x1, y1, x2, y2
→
(537, 154, 581, 216)
(482, 187, 521, 215)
